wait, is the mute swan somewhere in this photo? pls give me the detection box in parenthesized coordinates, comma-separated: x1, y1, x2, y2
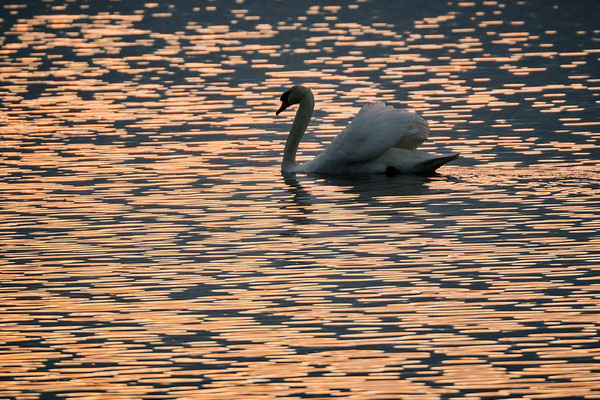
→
(276, 85, 459, 174)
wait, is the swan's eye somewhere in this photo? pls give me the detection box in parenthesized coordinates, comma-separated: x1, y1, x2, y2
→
(280, 91, 291, 103)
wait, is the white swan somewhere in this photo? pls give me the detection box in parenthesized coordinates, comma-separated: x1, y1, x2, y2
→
(276, 85, 459, 174)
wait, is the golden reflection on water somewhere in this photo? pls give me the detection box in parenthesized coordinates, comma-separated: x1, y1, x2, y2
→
(1, 0, 599, 399)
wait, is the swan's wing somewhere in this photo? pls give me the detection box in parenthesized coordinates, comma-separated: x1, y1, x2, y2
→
(320, 102, 429, 166)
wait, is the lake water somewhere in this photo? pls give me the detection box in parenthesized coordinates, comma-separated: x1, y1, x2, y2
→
(1, 0, 599, 399)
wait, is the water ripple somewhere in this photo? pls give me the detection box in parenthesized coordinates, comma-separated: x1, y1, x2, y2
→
(1, 0, 599, 399)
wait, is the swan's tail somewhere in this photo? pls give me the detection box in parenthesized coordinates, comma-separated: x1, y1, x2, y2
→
(417, 152, 459, 173)
(379, 148, 459, 174)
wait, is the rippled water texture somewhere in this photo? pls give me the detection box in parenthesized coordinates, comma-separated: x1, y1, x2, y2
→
(1, 0, 599, 399)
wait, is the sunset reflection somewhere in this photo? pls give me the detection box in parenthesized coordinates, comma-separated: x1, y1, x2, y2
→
(1, 0, 599, 399)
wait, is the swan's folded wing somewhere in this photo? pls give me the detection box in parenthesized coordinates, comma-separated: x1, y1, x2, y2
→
(320, 102, 429, 166)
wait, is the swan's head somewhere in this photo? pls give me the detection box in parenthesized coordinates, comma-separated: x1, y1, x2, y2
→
(276, 85, 311, 116)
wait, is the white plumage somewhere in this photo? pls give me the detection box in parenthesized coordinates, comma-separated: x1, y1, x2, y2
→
(276, 85, 458, 174)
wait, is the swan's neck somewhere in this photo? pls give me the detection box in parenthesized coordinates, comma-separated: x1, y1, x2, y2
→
(282, 91, 314, 172)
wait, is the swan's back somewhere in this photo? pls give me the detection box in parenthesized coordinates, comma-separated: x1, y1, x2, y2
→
(357, 102, 428, 150)
(310, 102, 429, 169)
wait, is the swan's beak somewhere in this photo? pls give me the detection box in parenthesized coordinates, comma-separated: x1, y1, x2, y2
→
(276, 100, 289, 116)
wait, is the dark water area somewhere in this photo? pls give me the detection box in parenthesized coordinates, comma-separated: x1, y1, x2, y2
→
(1, 0, 599, 399)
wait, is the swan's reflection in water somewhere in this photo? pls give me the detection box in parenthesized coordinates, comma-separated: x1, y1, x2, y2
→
(283, 171, 436, 207)
(282, 172, 315, 211)
(280, 172, 437, 238)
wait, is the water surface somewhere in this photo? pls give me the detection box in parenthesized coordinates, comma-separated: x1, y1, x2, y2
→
(1, 0, 599, 398)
